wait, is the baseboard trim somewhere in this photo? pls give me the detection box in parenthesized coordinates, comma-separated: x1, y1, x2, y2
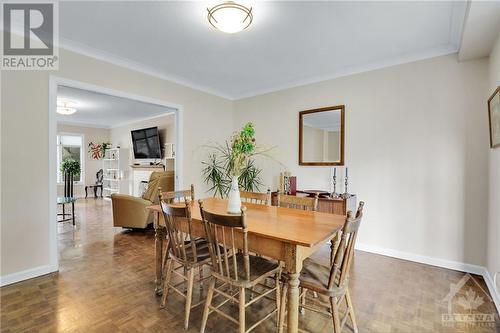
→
(355, 243, 484, 274)
(356, 242, 499, 313)
(482, 268, 500, 314)
(0, 264, 58, 287)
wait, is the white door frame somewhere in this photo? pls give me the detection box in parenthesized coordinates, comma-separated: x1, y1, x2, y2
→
(48, 75, 184, 272)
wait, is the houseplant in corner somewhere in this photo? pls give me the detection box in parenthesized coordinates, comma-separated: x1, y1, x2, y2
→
(60, 158, 81, 181)
(202, 122, 270, 213)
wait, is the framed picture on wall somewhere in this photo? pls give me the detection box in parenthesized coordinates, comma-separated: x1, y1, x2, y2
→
(488, 86, 500, 148)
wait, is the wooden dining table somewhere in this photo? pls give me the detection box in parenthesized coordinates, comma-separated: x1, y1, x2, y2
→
(146, 197, 345, 333)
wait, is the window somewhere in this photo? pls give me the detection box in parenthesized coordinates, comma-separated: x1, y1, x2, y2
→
(57, 134, 84, 183)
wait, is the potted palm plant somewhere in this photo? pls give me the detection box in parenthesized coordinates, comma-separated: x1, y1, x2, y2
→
(202, 122, 272, 213)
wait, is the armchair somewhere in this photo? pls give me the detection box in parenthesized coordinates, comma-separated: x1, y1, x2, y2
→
(111, 171, 174, 228)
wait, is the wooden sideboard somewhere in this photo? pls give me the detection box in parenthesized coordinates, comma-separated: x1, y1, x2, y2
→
(271, 191, 357, 215)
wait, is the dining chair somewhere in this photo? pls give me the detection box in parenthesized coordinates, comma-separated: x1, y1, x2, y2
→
(159, 185, 198, 277)
(160, 199, 212, 330)
(57, 170, 77, 225)
(160, 184, 195, 203)
(199, 200, 282, 333)
(276, 192, 318, 211)
(240, 189, 271, 205)
(278, 202, 364, 333)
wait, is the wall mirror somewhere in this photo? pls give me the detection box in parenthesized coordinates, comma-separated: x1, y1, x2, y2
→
(299, 105, 345, 166)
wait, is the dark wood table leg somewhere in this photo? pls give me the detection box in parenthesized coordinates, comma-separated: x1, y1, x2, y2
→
(154, 211, 164, 295)
(85, 186, 88, 199)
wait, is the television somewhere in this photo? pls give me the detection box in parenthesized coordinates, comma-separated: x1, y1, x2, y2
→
(131, 126, 162, 159)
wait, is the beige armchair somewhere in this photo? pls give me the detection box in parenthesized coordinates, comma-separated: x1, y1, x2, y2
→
(111, 171, 174, 228)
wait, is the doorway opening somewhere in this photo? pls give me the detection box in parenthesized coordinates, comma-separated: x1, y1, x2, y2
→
(48, 76, 184, 272)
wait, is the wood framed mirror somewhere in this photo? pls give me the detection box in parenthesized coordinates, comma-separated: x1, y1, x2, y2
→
(299, 105, 345, 166)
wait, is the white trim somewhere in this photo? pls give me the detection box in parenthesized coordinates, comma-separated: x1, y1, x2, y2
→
(59, 38, 233, 101)
(61, 38, 459, 101)
(483, 268, 500, 314)
(449, 0, 469, 50)
(233, 44, 458, 100)
(356, 242, 500, 313)
(356, 242, 484, 274)
(0, 264, 57, 287)
(48, 75, 185, 275)
(49, 77, 58, 274)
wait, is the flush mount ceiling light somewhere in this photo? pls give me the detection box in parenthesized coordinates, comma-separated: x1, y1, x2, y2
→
(207, 1, 253, 33)
(57, 100, 77, 115)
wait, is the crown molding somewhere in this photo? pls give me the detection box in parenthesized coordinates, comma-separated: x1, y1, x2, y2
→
(56, 1, 468, 102)
(59, 37, 235, 101)
(449, 0, 469, 50)
(61, 39, 459, 101)
(233, 44, 458, 100)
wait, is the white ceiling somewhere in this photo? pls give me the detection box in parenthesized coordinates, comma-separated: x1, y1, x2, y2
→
(458, 1, 500, 61)
(57, 86, 175, 128)
(58, 1, 468, 100)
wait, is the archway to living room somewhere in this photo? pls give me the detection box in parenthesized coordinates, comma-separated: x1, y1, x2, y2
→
(48, 77, 184, 273)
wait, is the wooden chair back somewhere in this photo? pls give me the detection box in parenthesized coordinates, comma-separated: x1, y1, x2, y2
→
(277, 192, 318, 211)
(160, 199, 201, 265)
(63, 171, 74, 198)
(160, 184, 195, 203)
(240, 189, 270, 205)
(96, 169, 103, 185)
(199, 200, 251, 282)
(327, 201, 364, 290)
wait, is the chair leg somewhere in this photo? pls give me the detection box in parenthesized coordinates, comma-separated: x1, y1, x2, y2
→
(201, 277, 216, 333)
(300, 288, 306, 315)
(160, 259, 174, 308)
(275, 273, 281, 327)
(161, 238, 170, 278)
(278, 283, 288, 333)
(345, 289, 358, 333)
(239, 287, 246, 333)
(199, 266, 204, 290)
(184, 268, 195, 330)
(330, 297, 341, 333)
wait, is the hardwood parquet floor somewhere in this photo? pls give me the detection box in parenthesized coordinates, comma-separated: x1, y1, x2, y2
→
(1, 199, 498, 333)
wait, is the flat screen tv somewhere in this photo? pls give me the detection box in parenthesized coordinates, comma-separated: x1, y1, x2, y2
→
(131, 126, 161, 159)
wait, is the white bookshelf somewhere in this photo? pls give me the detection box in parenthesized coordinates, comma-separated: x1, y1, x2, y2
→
(102, 148, 129, 198)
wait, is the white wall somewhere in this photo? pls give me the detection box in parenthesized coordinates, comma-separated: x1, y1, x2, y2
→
(110, 113, 175, 163)
(1, 46, 495, 288)
(1, 48, 233, 279)
(110, 113, 175, 194)
(234, 54, 490, 268)
(56, 124, 110, 198)
(488, 33, 500, 289)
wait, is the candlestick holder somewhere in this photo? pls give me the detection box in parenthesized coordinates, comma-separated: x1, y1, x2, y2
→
(331, 175, 340, 198)
(341, 176, 349, 199)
